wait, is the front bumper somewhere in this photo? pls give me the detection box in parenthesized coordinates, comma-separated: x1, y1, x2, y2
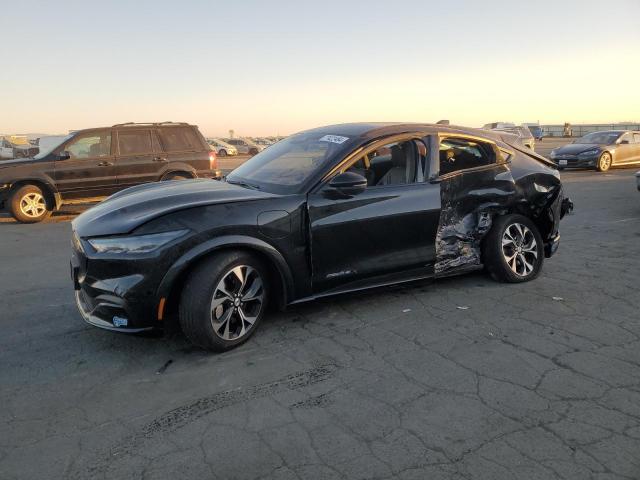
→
(553, 155, 598, 169)
(70, 239, 165, 333)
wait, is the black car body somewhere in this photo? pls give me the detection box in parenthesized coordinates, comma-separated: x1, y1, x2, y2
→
(70, 123, 571, 349)
(550, 130, 640, 171)
(0, 122, 219, 222)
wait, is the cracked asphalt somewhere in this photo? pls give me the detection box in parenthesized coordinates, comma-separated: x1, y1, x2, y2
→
(1, 168, 639, 480)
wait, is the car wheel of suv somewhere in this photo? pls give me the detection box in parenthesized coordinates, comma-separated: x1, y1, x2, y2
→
(218, 149, 227, 157)
(596, 152, 612, 172)
(10, 184, 52, 223)
(483, 214, 544, 283)
(179, 251, 269, 351)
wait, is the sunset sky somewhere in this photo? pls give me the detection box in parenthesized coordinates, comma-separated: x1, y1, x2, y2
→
(3, 0, 639, 137)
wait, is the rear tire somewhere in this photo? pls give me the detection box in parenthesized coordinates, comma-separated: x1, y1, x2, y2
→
(179, 251, 269, 351)
(596, 152, 612, 172)
(249, 148, 259, 156)
(218, 149, 227, 157)
(9, 184, 52, 223)
(483, 214, 544, 283)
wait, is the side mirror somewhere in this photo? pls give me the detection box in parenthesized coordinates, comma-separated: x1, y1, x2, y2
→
(328, 171, 367, 196)
(58, 151, 71, 160)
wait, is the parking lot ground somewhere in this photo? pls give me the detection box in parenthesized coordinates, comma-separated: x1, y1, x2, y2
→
(1, 168, 639, 480)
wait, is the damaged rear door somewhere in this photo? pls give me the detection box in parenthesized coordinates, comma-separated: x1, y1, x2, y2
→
(434, 134, 517, 275)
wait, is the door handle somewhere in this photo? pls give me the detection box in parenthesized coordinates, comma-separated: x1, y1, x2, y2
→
(153, 156, 167, 162)
(98, 161, 113, 167)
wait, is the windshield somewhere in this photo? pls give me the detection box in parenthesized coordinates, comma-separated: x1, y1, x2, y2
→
(34, 134, 72, 159)
(575, 132, 621, 145)
(226, 132, 351, 194)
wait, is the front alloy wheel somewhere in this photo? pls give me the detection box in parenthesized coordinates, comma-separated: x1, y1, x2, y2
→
(597, 152, 612, 172)
(179, 251, 269, 351)
(210, 265, 265, 341)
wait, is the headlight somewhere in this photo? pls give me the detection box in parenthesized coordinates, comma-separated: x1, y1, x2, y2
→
(87, 230, 188, 254)
(578, 149, 600, 157)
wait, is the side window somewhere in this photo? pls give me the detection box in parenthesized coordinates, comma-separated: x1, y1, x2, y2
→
(439, 137, 496, 176)
(619, 133, 633, 144)
(158, 128, 199, 152)
(344, 138, 427, 187)
(118, 130, 153, 155)
(65, 133, 111, 159)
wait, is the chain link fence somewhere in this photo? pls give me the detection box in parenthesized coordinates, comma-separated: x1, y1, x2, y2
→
(541, 123, 640, 138)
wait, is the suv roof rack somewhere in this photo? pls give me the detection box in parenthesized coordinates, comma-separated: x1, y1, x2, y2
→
(112, 121, 190, 127)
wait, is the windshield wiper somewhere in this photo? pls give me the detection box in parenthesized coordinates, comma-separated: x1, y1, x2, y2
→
(226, 179, 261, 190)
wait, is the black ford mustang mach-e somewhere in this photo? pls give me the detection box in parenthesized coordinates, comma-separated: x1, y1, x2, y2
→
(71, 123, 571, 351)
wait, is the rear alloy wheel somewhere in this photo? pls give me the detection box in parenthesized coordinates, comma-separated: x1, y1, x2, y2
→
(179, 251, 268, 351)
(596, 152, 612, 172)
(10, 185, 52, 223)
(483, 214, 544, 283)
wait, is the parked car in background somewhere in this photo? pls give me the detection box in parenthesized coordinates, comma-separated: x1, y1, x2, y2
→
(1, 135, 38, 159)
(70, 122, 571, 351)
(482, 122, 515, 130)
(483, 125, 535, 150)
(635, 171, 640, 191)
(223, 137, 264, 155)
(208, 138, 238, 156)
(251, 138, 274, 147)
(0, 122, 220, 223)
(550, 130, 640, 172)
(527, 125, 544, 141)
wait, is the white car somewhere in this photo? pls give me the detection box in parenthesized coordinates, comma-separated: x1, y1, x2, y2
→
(223, 137, 265, 155)
(207, 138, 238, 156)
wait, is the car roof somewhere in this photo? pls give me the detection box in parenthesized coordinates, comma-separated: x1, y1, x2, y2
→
(67, 123, 198, 135)
(298, 122, 502, 143)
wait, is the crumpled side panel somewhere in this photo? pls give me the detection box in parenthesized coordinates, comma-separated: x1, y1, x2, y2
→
(434, 165, 516, 275)
(435, 210, 492, 273)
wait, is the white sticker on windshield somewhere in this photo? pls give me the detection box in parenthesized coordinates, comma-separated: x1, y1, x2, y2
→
(319, 135, 349, 144)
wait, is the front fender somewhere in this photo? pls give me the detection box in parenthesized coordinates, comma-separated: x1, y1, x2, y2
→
(157, 234, 294, 307)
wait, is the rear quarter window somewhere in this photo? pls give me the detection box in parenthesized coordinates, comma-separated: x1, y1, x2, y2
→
(158, 127, 202, 152)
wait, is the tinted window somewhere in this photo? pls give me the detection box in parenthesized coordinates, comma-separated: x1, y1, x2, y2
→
(158, 127, 200, 152)
(619, 133, 633, 144)
(576, 132, 621, 144)
(227, 132, 351, 194)
(118, 131, 153, 155)
(65, 133, 111, 159)
(439, 137, 496, 175)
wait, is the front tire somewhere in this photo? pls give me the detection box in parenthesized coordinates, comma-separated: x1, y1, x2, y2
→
(9, 185, 52, 223)
(596, 152, 612, 172)
(218, 149, 227, 157)
(483, 214, 544, 283)
(179, 251, 269, 351)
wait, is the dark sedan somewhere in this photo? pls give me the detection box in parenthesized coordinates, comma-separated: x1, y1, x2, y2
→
(550, 130, 640, 172)
(70, 123, 571, 351)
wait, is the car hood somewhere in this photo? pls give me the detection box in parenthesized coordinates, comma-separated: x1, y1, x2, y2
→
(553, 143, 603, 155)
(73, 179, 277, 237)
(0, 157, 36, 168)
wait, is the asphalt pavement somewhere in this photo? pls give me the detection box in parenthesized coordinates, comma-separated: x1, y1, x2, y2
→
(1, 166, 640, 480)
